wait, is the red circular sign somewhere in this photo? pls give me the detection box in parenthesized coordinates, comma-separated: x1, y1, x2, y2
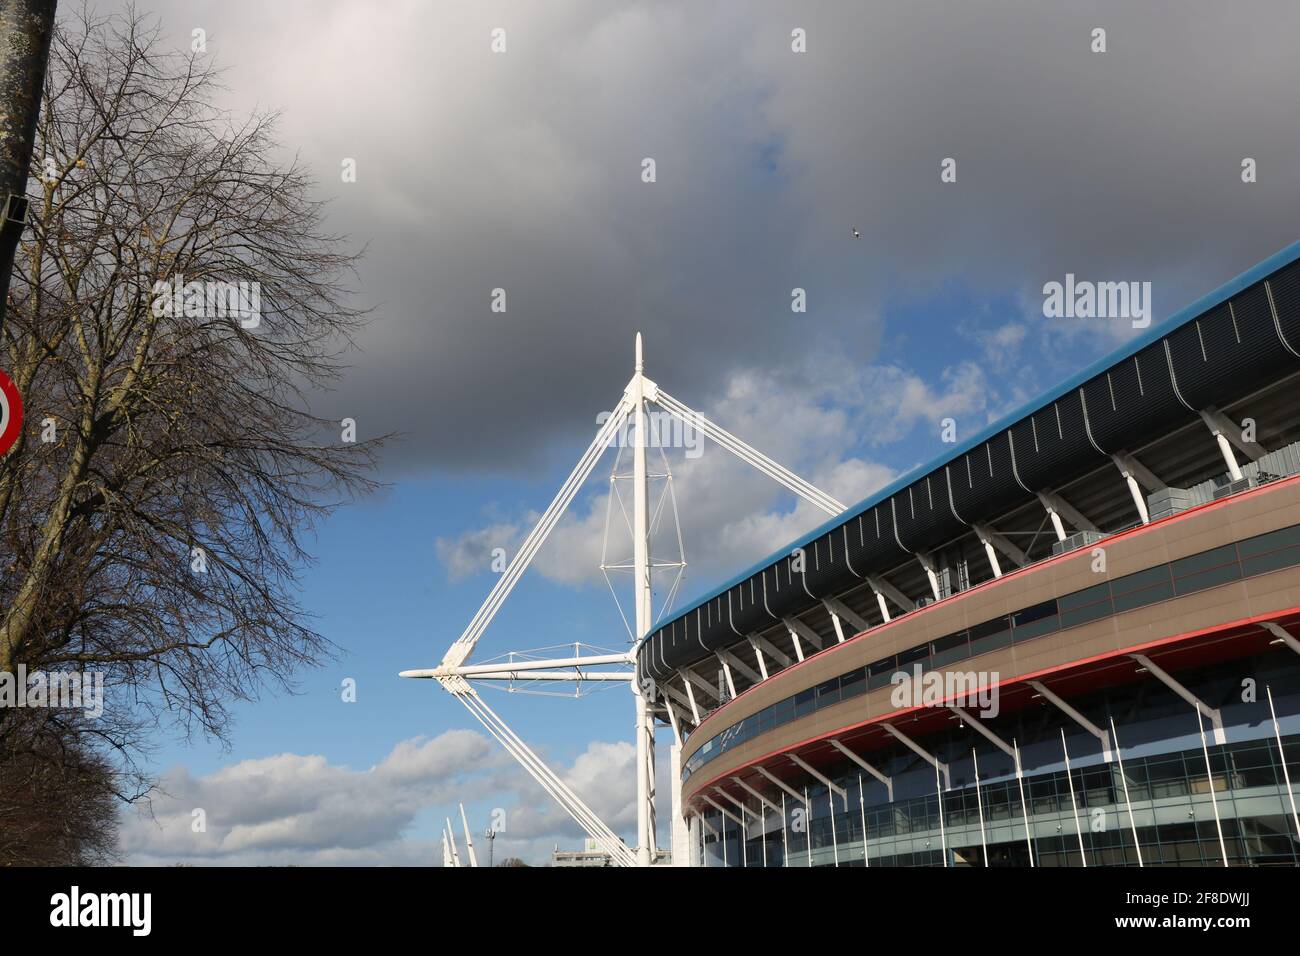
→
(0, 368, 22, 456)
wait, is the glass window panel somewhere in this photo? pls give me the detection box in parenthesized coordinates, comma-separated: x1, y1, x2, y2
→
(815, 677, 840, 708)
(897, 643, 929, 667)
(1238, 523, 1300, 557)
(1013, 599, 1060, 641)
(1111, 564, 1172, 597)
(840, 668, 866, 699)
(967, 616, 1012, 656)
(1057, 582, 1110, 612)
(1173, 560, 1241, 595)
(1241, 546, 1300, 577)
(794, 687, 816, 718)
(1170, 543, 1238, 578)
(868, 657, 897, 690)
(930, 631, 971, 667)
(1059, 599, 1113, 629)
(1111, 580, 1174, 613)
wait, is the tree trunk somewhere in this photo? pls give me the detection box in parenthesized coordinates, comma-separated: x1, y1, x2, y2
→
(0, 0, 56, 336)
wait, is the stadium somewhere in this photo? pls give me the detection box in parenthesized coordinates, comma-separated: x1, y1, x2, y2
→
(637, 242, 1300, 867)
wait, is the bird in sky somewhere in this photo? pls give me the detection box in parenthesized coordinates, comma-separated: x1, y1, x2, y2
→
(851, 227, 861, 239)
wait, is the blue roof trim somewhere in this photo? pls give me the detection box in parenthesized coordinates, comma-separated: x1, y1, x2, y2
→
(652, 239, 1300, 631)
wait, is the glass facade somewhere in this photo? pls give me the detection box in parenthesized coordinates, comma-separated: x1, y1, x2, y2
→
(683, 521, 1300, 782)
(700, 733, 1300, 868)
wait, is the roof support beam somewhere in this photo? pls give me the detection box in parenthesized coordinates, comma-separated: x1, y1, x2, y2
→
(822, 596, 871, 635)
(702, 795, 743, 828)
(950, 706, 1013, 757)
(1200, 406, 1266, 461)
(755, 765, 807, 804)
(828, 739, 893, 802)
(658, 679, 695, 719)
(1027, 679, 1113, 761)
(783, 616, 824, 662)
(681, 677, 701, 724)
(1112, 453, 1158, 524)
(1199, 409, 1252, 481)
(915, 552, 943, 602)
(749, 632, 792, 670)
(827, 610, 846, 643)
(731, 776, 782, 814)
(1037, 489, 1097, 539)
(712, 787, 750, 817)
(867, 573, 914, 620)
(1261, 621, 1300, 657)
(788, 753, 848, 809)
(973, 522, 1027, 574)
(716, 654, 736, 700)
(883, 722, 950, 789)
(718, 646, 761, 685)
(747, 638, 769, 681)
(680, 666, 720, 702)
(1130, 653, 1225, 745)
(664, 699, 683, 747)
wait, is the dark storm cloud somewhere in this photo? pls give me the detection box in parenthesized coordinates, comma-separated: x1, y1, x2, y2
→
(134, 0, 1300, 477)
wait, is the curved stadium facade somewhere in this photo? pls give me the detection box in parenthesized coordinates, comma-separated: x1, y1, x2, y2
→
(641, 242, 1300, 867)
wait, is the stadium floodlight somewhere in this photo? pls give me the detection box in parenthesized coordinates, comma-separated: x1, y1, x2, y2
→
(402, 334, 845, 866)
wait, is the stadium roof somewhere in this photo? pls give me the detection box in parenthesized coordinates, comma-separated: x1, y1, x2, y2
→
(640, 239, 1300, 680)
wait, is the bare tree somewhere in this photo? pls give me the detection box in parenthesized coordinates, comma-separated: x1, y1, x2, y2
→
(0, 0, 57, 334)
(0, 2, 382, 797)
(0, 708, 120, 865)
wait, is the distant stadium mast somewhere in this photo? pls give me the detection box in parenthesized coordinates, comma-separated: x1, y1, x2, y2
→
(402, 335, 845, 865)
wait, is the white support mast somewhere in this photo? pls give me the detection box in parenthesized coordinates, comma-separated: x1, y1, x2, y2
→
(631, 332, 657, 866)
(403, 334, 844, 867)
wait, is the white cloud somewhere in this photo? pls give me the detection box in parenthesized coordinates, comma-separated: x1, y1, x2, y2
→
(433, 356, 994, 592)
(121, 730, 652, 866)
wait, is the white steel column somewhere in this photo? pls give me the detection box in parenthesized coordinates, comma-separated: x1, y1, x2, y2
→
(631, 333, 656, 866)
(858, 775, 869, 867)
(1108, 717, 1144, 867)
(803, 786, 812, 867)
(1195, 708, 1230, 867)
(1013, 739, 1035, 867)
(972, 748, 988, 867)
(1060, 729, 1088, 867)
(1266, 685, 1300, 844)
(780, 792, 789, 867)
(934, 761, 948, 867)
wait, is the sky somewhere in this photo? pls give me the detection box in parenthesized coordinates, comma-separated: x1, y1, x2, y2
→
(107, 0, 1300, 865)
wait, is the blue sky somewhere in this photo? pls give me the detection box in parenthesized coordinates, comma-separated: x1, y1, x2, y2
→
(126, 280, 1130, 864)
(112, 0, 1300, 864)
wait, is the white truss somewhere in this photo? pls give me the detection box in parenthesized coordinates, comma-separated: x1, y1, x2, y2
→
(403, 334, 845, 866)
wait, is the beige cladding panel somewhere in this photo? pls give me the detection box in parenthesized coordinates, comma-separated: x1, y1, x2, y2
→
(681, 481, 1300, 797)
